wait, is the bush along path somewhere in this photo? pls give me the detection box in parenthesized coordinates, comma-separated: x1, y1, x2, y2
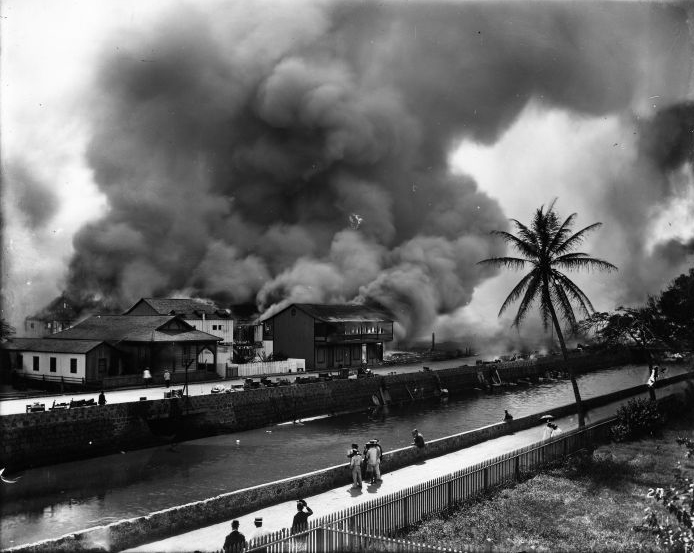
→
(405, 395, 694, 552)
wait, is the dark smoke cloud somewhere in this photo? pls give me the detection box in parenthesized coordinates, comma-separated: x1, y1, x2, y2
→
(593, 101, 694, 303)
(5, 162, 59, 229)
(639, 102, 694, 172)
(56, 0, 692, 338)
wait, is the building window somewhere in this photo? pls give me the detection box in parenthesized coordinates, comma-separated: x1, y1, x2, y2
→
(50, 357, 57, 372)
(33, 356, 40, 371)
(317, 348, 325, 363)
(70, 358, 77, 374)
(30, 322, 35, 329)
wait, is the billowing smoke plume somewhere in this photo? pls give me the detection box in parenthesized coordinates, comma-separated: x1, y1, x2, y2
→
(7, 0, 693, 341)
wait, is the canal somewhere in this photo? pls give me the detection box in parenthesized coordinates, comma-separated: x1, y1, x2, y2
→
(0, 363, 689, 548)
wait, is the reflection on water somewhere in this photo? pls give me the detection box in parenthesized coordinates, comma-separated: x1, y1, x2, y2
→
(0, 363, 688, 547)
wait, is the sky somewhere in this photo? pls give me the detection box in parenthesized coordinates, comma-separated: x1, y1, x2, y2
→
(2, 0, 693, 352)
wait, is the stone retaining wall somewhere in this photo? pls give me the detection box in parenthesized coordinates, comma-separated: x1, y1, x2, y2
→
(8, 371, 691, 553)
(0, 352, 630, 471)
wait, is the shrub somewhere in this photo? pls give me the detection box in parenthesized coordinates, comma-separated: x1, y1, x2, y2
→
(611, 398, 664, 442)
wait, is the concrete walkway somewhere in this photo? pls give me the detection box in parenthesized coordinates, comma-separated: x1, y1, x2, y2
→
(124, 394, 640, 553)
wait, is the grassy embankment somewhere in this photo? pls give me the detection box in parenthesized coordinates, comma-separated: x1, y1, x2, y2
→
(406, 404, 694, 552)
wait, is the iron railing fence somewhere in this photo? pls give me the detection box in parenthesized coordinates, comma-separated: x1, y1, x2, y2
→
(238, 419, 613, 553)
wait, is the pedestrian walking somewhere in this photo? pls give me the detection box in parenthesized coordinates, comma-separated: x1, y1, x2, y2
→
(222, 520, 247, 553)
(143, 367, 152, 388)
(348, 444, 363, 489)
(248, 516, 269, 553)
(647, 365, 659, 401)
(163, 369, 171, 388)
(98, 391, 106, 406)
(543, 422, 561, 440)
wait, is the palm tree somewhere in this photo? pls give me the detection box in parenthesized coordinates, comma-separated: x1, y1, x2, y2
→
(479, 200, 617, 426)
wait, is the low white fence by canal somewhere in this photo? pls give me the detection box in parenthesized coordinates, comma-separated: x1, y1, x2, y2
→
(226, 359, 307, 378)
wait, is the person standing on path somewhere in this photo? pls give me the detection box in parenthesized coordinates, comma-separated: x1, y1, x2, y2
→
(647, 365, 659, 401)
(348, 445, 363, 489)
(143, 367, 152, 388)
(222, 520, 247, 553)
(98, 391, 106, 406)
(163, 369, 171, 388)
(248, 516, 269, 553)
(291, 499, 313, 552)
(374, 438, 383, 482)
(364, 439, 380, 484)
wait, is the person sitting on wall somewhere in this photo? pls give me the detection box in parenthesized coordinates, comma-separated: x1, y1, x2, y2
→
(504, 409, 513, 422)
(412, 429, 425, 449)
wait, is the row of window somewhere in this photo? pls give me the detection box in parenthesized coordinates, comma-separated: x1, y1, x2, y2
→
(32, 356, 77, 373)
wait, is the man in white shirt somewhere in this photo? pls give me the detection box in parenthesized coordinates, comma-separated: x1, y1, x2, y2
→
(364, 440, 380, 484)
(248, 517, 269, 552)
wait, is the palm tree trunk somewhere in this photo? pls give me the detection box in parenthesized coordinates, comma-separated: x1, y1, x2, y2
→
(545, 289, 586, 427)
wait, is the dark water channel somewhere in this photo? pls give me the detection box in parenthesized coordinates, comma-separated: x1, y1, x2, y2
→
(1, 363, 689, 548)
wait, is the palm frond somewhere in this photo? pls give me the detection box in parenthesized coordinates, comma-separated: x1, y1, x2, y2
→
(554, 222, 603, 255)
(477, 256, 528, 271)
(547, 213, 577, 253)
(553, 271, 595, 317)
(512, 273, 542, 327)
(499, 271, 537, 316)
(489, 230, 538, 259)
(554, 255, 618, 272)
(552, 280, 579, 330)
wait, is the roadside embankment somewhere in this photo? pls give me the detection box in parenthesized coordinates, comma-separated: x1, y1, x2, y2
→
(0, 351, 630, 471)
(6, 370, 689, 553)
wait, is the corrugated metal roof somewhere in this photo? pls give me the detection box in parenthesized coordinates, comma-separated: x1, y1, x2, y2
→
(1, 338, 104, 354)
(124, 298, 231, 319)
(50, 315, 220, 343)
(268, 303, 393, 323)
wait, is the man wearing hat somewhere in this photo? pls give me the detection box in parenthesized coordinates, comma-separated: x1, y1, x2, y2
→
(222, 519, 246, 553)
(291, 499, 313, 552)
(248, 516, 269, 553)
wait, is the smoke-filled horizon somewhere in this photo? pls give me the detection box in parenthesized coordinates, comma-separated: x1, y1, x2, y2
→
(3, 0, 693, 344)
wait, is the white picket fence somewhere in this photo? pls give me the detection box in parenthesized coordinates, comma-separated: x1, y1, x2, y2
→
(234, 419, 612, 552)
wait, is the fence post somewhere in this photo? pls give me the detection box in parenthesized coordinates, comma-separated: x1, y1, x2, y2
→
(403, 495, 409, 528)
(514, 456, 520, 481)
(483, 467, 489, 490)
(314, 526, 324, 552)
(448, 479, 453, 507)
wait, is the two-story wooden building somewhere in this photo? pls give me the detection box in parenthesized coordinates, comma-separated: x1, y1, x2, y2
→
(260, 304, 394, 371)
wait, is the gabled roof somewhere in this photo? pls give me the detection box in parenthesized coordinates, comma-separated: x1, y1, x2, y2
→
(264, 303, 393, 323)
(50, 315, 221, 343)
(124, 298, 232, 319)
(1, 338, 106, 354)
